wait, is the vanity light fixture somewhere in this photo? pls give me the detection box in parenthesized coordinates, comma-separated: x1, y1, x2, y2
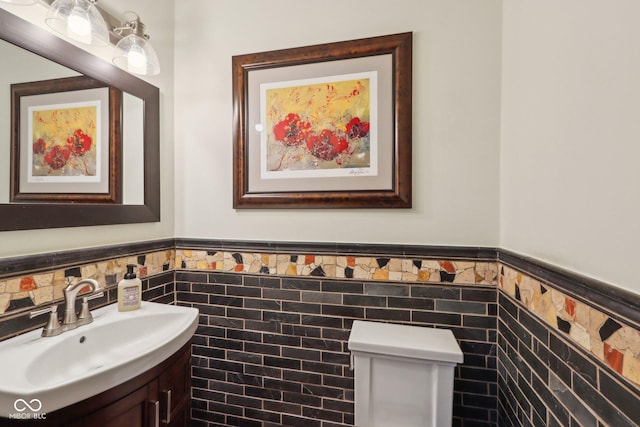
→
(0, 0, 160, 76)
(44, 0, 110, 47)
(0, 0, 38, 5)
(112, 11, 160, 76)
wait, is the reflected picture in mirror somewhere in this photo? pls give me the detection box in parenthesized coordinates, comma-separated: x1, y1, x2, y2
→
(10, 75, 122, 204)
(0, 7, 160, 231)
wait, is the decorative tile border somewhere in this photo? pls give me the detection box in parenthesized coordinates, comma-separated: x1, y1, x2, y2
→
(499, 264, 640, 389)
(0, 238, 638, 399)
(0, 249, 175, 315)
(175, 249, 499, 286)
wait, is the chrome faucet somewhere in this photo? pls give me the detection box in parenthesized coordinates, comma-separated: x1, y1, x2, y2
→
(62, 277, 103, 331)
(29, 277, 104, 337)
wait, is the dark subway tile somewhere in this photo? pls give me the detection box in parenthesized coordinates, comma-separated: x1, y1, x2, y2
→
(208, 272, 243, 284)
(244, 298, 281, 310)
(321, 280, 363, 294)
(283, 391, 322, 407)
(245, 320, 281, 333)
(175, 271, 208, 283)
(282, 278, 321, 291)
(462, 288, 497, 302)
(282, 301, 322, 314)
(301, 315, 343, 328)
(549, 334, 597, 387)
(436, 300, 488, 315)
(573, 372, 637, 427)
(388, 296, 434, 310)
(244, 275, 281, 289)
(412, 286, 460, 300)
(264, 356, 302, 370)
(226, 285, 261, 297)
(364, 283, 410, 297)
(263, 288, 301, 301)
(343, 294, 387, 307)
(282, 347, 321, 361)
(263, 311, 301, 324)
(209, 295, 243, 307)
(281, 414, 322, 427)
(322, 304, 365, 318)
(191, 282, 226, 294)
(412, 311, 461, 326)
(263, 400, 302, 416)
(263, 333, 301, 347)
(599, 369, 640, 425)
(464, 314, 497, 329)
(365, 307, 411, 322)
(302, 337, 342, 352)
(282, 323, 322, 337)
(244, 342, 281, 356)
(226, 307, 262, 321)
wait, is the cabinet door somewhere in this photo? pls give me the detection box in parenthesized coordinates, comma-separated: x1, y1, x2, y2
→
(82, 385, 149, 427)
(157, 346, 191, 427)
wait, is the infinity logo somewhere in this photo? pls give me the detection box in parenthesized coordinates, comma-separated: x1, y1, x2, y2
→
(13, 399, 42, 412)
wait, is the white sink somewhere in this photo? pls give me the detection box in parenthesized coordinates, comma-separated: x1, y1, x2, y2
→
(0, 302, 198, 417)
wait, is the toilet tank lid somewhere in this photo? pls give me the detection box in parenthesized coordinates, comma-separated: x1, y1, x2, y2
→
(348, 320, 464, 364)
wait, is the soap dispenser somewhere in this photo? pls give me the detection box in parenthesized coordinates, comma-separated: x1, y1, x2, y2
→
(118, 264, 142, 311)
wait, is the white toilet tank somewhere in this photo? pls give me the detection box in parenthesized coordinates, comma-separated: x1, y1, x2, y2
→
(348, 320, 464, 427)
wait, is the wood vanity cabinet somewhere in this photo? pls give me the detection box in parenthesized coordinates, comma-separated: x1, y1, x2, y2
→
(28, 342, 192, 427)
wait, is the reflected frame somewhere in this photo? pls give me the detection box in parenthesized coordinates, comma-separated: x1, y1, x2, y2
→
(0, 8, 160, 231)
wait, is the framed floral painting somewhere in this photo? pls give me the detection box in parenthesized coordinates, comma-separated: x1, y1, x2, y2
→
(10, 76, 122, 203)
(232, 32, 412, 208)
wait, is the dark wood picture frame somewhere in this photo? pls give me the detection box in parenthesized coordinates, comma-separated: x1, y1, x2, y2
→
(232, 32, 412, 209)
(10, 75, 122, 204)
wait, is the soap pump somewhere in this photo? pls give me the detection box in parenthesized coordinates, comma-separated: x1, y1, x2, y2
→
(118, 264, 142, 311)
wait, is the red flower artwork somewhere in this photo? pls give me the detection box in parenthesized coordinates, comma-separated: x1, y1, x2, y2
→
(273, 113, 311, 146)
(43, 145, 70, 170)
(345, 117, 370, 139)
(66, 128, 93, 156)
(306, 129, 349, 161)
(32, 138, 46, 155)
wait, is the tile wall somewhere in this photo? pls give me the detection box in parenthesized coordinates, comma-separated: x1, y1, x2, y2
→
(0, 239, 638, 427)
(497, 254, 640, 427)
(0, 240, 175, 341)
(179, 270, 498, 427)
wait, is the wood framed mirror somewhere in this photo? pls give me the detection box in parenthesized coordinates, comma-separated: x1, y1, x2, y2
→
(0, 8, 159, 231)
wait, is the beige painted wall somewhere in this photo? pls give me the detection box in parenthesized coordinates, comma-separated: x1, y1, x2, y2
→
(500, 0, 640, 292)
(173, 0, 502, 247)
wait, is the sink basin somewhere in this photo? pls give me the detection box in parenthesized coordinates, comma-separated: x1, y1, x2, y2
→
(0, 302, 198, 417)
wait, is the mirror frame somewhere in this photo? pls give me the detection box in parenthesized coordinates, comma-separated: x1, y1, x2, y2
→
(0, 8, 160, 231)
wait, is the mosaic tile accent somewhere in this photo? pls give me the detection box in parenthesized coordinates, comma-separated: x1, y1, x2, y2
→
(498, 291, 640, 427)
(499, 265, 640, 389)
(0, 250, 174, 315)
(175, 249, 499, 286)
(0, 240, 639, 426)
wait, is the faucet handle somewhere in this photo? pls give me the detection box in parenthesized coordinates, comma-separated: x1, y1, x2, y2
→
(30, 305, 62, 337)
(77, 292, 105, 324)
(65, 276, 75, 286)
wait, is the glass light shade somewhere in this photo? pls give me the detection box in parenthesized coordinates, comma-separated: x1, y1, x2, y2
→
(0, 0, 38, 4)
(113, 34, 160, 76)
(45, 0, 109, 46)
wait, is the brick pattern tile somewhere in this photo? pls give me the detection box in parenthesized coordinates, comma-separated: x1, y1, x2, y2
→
(179, 271, 497, 427)
(498, 291, 640, 427)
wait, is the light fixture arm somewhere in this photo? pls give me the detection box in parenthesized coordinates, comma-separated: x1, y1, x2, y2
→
(113, 13, 149, 40)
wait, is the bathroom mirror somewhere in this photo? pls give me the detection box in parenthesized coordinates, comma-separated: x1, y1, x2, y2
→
(0, 8, 159, 231)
